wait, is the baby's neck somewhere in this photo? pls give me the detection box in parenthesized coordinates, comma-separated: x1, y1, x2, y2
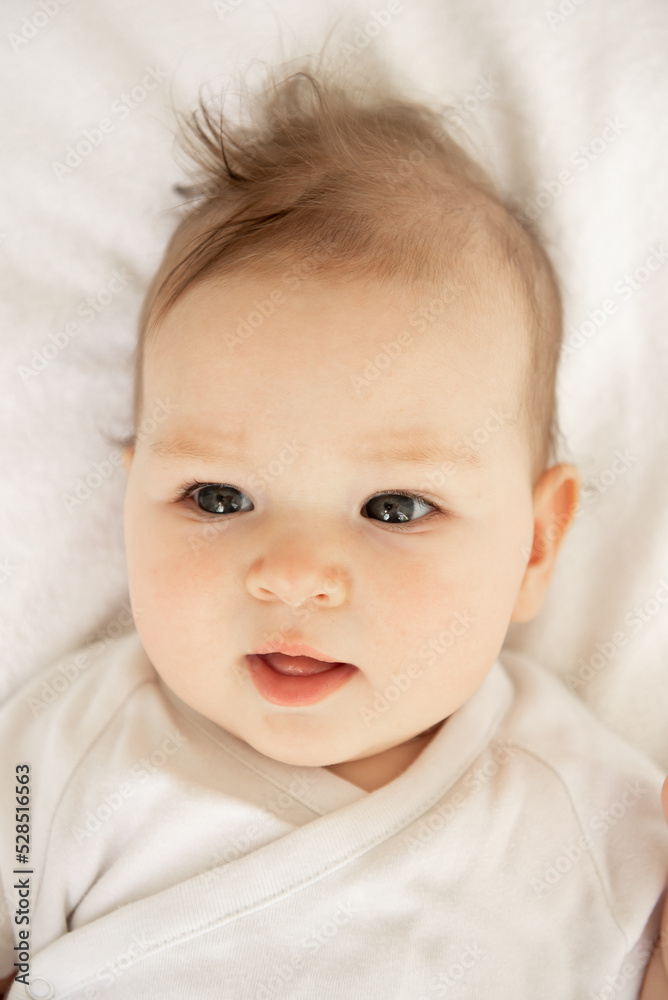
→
(324, 719, 445, 792)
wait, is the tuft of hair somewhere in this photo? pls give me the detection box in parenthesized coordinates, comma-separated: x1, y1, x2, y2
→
(133, 54, 563, 484)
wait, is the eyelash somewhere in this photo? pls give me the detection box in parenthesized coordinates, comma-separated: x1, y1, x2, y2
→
(172, 480, 447, 530)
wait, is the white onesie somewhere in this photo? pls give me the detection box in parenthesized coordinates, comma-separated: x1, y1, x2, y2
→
(0, 627, 667, 1000)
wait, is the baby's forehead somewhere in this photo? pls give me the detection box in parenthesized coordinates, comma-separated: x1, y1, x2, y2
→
(147, 259, 530, 436)
(139, 261, 536, 489)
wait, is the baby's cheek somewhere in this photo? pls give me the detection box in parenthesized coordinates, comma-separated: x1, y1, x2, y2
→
(125, 508, 220, 652)
(402, 549, 512, 686)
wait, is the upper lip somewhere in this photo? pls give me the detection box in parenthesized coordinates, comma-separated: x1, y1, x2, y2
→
(250, 641, 343, 663)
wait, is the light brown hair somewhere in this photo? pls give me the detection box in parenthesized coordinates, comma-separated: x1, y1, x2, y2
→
(129, 53, 563, 482)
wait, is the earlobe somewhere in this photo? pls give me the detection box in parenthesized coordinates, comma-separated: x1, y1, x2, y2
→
(510, 463, 580, 624)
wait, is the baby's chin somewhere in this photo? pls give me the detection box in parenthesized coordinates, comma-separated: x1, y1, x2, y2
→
(232, 715, 429, 773)
(237, 723, 364, 769)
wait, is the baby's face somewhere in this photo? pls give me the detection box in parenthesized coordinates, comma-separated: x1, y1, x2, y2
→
(123, 269, 538, 785)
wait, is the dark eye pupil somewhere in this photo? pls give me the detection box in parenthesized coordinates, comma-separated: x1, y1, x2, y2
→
(366, 494, 413, 523)
(196, 485, 243, 515)
(192, 488, 427, 524)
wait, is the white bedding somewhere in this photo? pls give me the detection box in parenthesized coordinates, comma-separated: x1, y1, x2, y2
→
(1, 0, 667, 768)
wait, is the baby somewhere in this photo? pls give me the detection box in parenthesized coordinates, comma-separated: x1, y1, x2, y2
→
(2, 53, 668, 999)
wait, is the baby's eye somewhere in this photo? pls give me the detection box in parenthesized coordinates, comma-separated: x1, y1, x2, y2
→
(190, 484, 253, 516)
(362, 491, 440, 528)
(175, 482, 443, 529)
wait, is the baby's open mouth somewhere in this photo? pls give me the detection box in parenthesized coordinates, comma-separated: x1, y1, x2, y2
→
(245, 652, 359, 706)
(259, 651, 339, 676)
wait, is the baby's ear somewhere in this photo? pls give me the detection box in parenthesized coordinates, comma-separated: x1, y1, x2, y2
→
(510, 463, 580, 623)
(122, 446, 135, 474)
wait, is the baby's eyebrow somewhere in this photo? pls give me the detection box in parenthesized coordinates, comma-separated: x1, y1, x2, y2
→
(347, 432, 484, 469)
(148, 428, 485, 470)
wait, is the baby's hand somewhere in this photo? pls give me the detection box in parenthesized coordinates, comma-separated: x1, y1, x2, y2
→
(639, 777, 668, 999)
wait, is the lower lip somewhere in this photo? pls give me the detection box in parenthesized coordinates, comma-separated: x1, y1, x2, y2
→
(245, 654, 358, 706)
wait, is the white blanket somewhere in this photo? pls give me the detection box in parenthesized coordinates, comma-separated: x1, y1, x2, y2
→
(1, 0, 667, 768)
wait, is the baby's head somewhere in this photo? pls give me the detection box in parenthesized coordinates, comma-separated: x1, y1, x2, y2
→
(121, 59, 579, 789)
